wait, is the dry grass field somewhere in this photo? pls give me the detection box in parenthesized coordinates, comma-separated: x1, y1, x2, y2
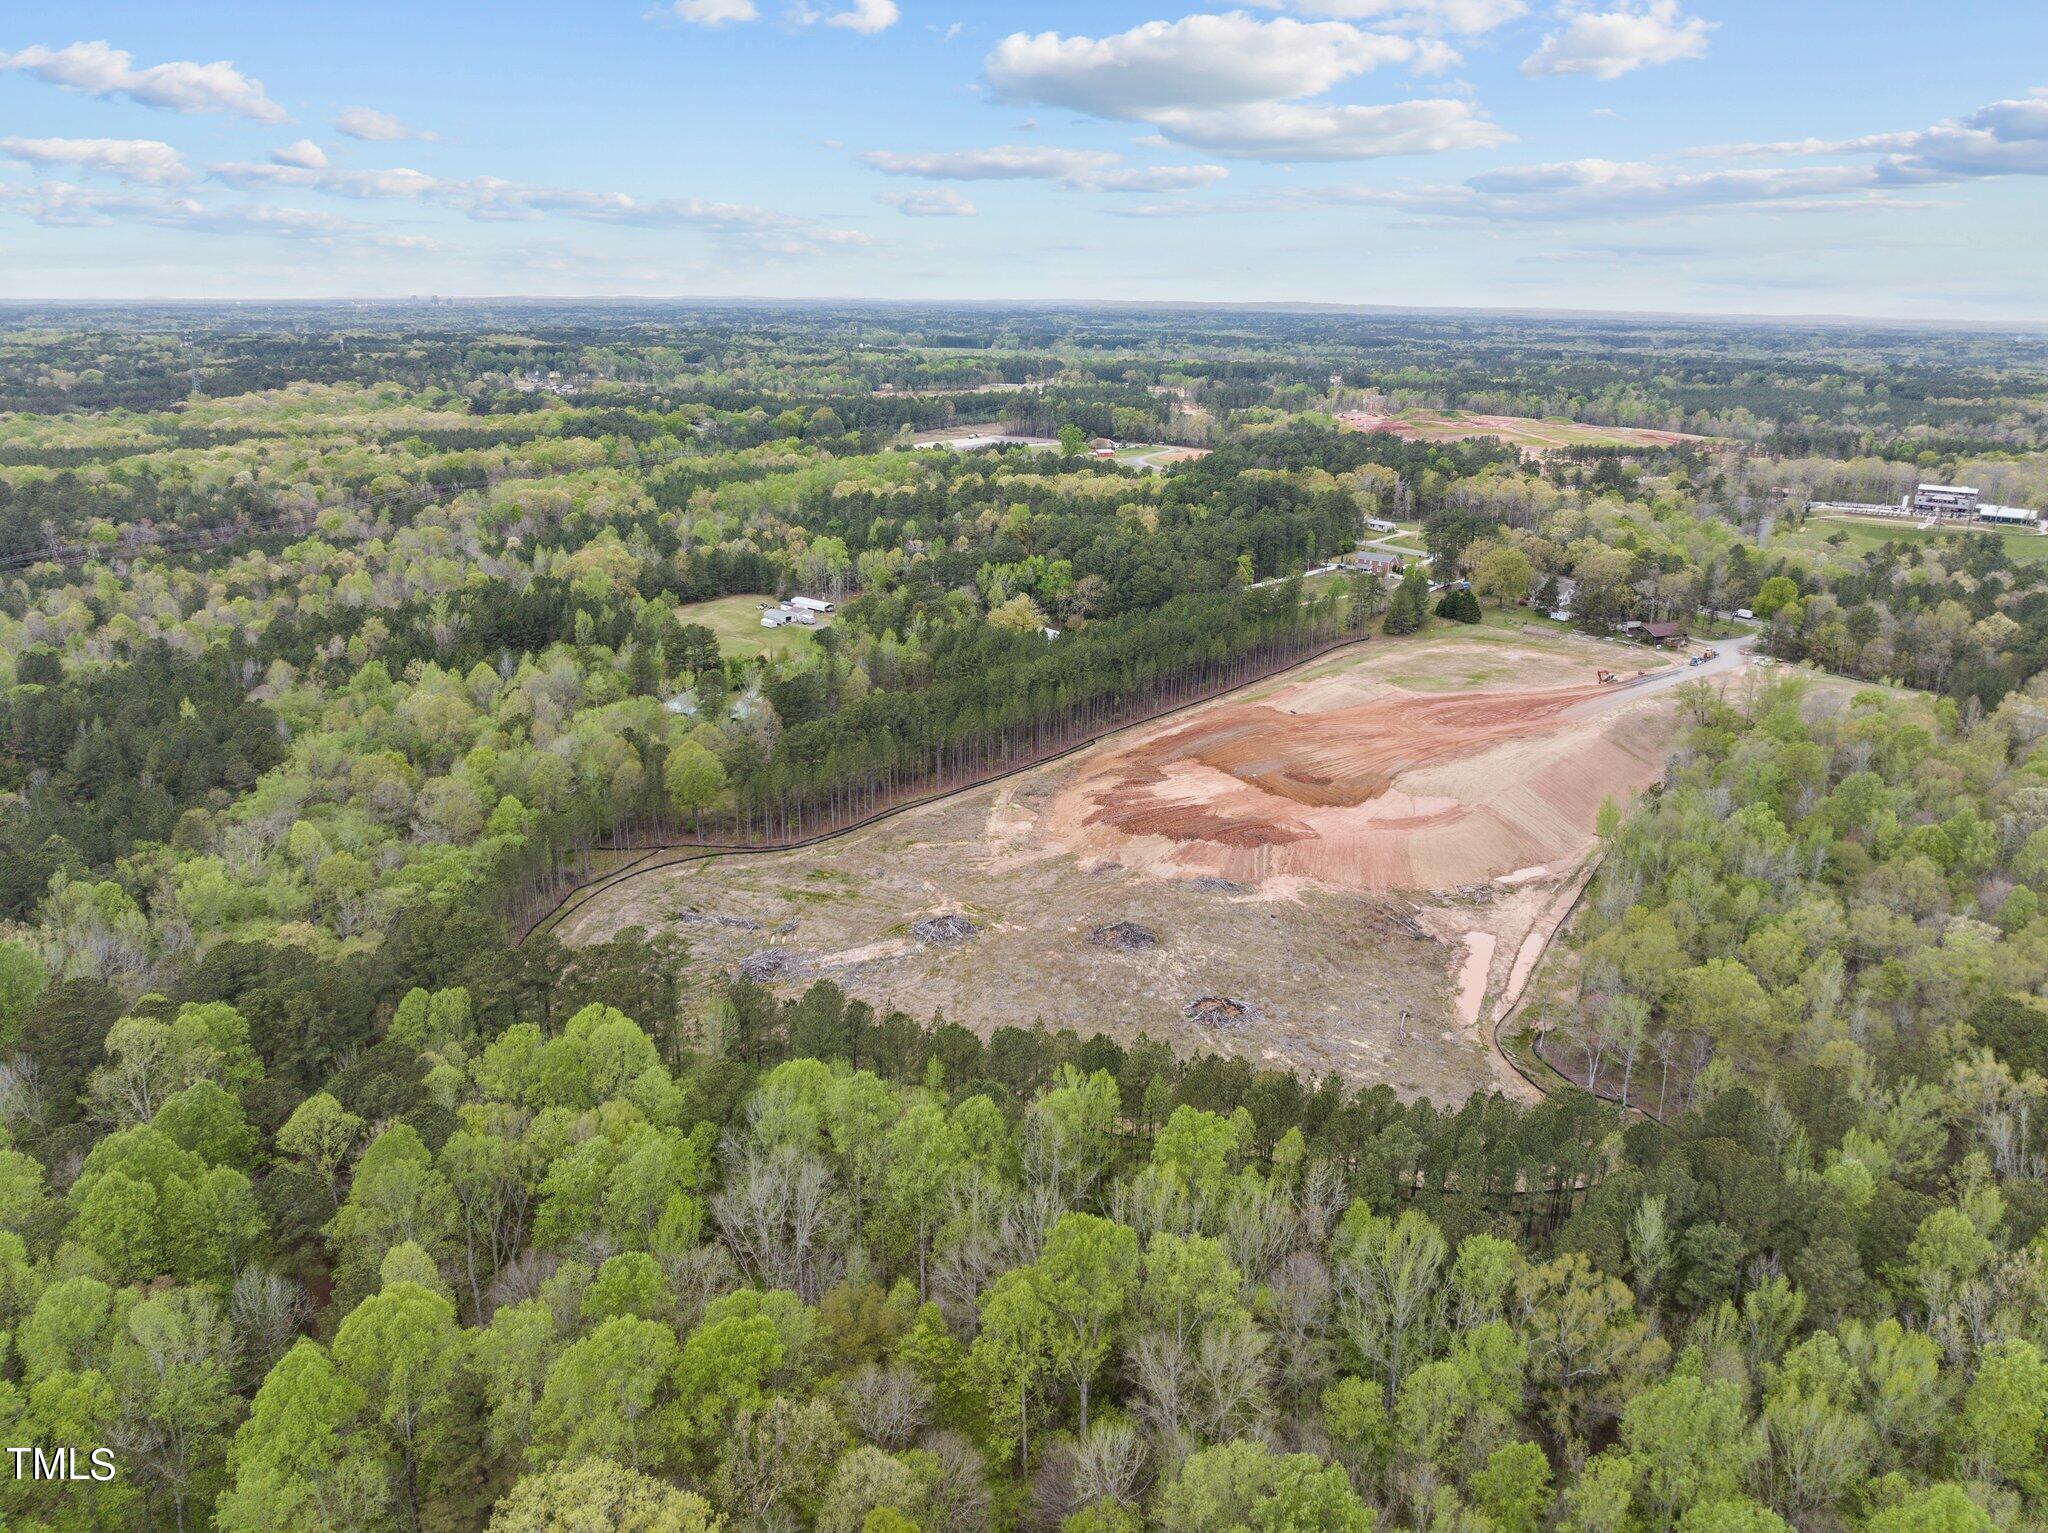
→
(1337, 408, 1716, 457)
(557, 628, 1741, 1101)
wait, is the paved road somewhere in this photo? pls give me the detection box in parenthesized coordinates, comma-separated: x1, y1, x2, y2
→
(1633, 630, 1757, 690)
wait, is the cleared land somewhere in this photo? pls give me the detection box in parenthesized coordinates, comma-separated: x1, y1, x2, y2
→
(909, 425, 1057, 450)
(675, 593, 827, 661)
(559, 629, 1734, 1101)
(1337, 409, 1715, 457)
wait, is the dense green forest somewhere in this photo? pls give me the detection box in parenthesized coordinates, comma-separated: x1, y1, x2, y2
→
(0, 304, 2045, 1531)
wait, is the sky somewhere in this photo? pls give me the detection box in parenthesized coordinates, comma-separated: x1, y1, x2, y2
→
(1, 1, 2046, 320)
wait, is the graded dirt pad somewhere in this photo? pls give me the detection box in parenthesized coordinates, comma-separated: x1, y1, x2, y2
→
(556, 632, 1714, 1102)
(1040, 661, 1670, 894)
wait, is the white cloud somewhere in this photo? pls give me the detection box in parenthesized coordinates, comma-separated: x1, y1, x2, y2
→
(861, 145, 1119, 181)
(1255, 0, 1528, 35)
(671, 0, 761, 22)
(664, 0, 895, 33)
(1522, 2, 1712, 80)
(209, 159, 867, 250)
(0, 181, 408, 241)
(334, 106, 439, 143)
(1450, 158, 1870, 216)
(986, 15, 1416, 119)
(1144, 98, 1509, 159)
(823, 0, 901, 34)
(1087, 163, 1233, 190)
(1102, 154, 1930, 224)
(878, 187, 977, 215)
(860, 143, 1231, 191)
(981, 15, 1493, 162)
(272, 139, 328, 169)
(1699, 90, 2048, 182)
(0, 39, 287, 121)
(0, 136, 188, 184)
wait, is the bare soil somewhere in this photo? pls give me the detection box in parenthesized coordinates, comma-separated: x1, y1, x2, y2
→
(556, 631, 1711, 1102)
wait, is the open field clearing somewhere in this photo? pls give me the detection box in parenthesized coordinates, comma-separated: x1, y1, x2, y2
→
(1118, 444, 1211, 470)
(1772, 511, 2048, 567)
(1337, 408, 1716, 457)
(909, 424, 1057, 450)
(674, 593, 827, 660)
(559, 628, 1741, 1101)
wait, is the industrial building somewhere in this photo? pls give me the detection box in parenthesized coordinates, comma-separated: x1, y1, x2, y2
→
(1913, 484, 1982, 518)
(1803, 483, 2040, 531)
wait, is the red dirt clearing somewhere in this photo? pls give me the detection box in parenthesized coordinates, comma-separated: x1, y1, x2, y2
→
(1041, 676, 1669, 893)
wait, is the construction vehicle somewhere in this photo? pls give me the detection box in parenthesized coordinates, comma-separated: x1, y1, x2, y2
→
(1597, 670, 1619, 684)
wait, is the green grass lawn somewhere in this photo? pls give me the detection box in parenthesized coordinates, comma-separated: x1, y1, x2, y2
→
(675, 593, 826, 662)
(1775, 514, 2048, 568)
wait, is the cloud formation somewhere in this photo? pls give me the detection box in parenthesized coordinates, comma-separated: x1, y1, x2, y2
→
(877, 187, 976, 215)
(0, 136, 188, 185)
(0, 40, 287, 121)
(671, 0, 761, 23)
(820, 0, 901, 34)
(0, 181, 430, 247)
(209, 159, 868, 251)
(666, 0, 896, 31)
(982, 13, 1500, 160)
(1700, 90, 2048, 182)
(1143, 99, 1510, 160)
(1521, 1, 1712, 80)
(987, 15, 1416, 118)
(1253, 0, 1528, 35)
(272, 140, 329, 169)
(859, 144, 1231, 191)
(334, 106, 439, 143)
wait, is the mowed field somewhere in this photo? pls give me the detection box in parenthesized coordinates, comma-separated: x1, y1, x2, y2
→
(674, 593, 826, 661)
(1773, 512, 2048, 568)
(558, 627, 1739, 1101)
(1337, 408, 1715, 456)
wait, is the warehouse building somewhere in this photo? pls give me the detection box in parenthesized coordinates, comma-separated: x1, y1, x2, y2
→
(1913, 484, 1981, 518)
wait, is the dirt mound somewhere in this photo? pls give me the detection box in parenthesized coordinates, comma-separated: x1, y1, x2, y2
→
(1184, 995, 1260, 1031)
(912, 914, 981, 945)
(740, 949, 811, 982)
(1088, 921, 1160, 951)
(677, 911, 761, 932)
(1042, 672, 1670, 895)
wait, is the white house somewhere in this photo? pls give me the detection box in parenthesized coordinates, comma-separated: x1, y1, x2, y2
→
(789, 595, 834, 614)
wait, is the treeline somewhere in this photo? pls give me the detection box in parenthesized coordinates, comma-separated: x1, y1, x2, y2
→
(1, 902, 2042, 1531)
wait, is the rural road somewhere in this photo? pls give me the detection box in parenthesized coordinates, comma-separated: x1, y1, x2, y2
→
(1607, 629, 1758, 697)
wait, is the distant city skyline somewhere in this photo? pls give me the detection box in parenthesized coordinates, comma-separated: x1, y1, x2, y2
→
(2, 2, 2045, 320)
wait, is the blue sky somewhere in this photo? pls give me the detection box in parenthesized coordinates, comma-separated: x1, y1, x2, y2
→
(2, 1, 2045, 319)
